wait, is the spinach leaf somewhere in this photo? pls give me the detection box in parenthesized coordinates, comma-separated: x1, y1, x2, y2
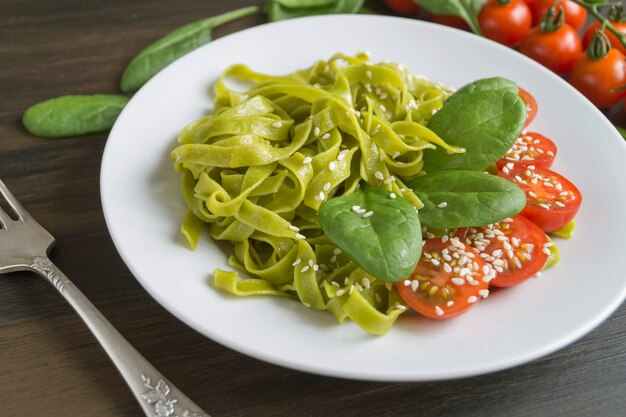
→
(408, 170, 526, 229)
(120, 6, 259, 93)
(22, 95, 129, 138)
(275, 0, 336, 7)
(319, 187, 421, 282)
(266, 0, 364, 22)
(423, 79, 526, 172)
(413, 0, 486, 34)
(450, 77, 518, 97)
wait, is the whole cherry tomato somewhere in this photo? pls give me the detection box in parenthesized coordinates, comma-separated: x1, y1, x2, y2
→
(582, 4, 626, 56)
(570, 30, 626, 109)
(519, 5, 581, 75)
(478, 0, 532, 47)
(430, 14, 469, 30)
(384, 0, 420, 15)
(531, 0, 587, 31)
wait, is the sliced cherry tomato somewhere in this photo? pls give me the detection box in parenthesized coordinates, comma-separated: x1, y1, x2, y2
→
(518, 87, 537, 127)
(430, 14, 469, 30)
(570, 31, 626, 109)
(396, 238, 488, 320)
(496, 132, 557, 170)
(478, 0, 532, 47)
(384, 0, 420, 15)
(498, 166, 582, 233)
(531, 0, 587, 30)
(519, 22, 581, 75)
(456, 215, 549, 287)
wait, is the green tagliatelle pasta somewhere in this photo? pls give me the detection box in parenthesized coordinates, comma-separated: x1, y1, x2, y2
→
(171, 52, 462, 335)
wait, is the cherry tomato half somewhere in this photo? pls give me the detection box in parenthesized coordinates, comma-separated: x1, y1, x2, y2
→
(498, 166, 582, 233)
(384, 0, 420, 15)
(518, 87, 537, 127)
(397, 238, 488, 319)
(532, 0, 587, 30)
(496, 132, 557, 170)
(478, 0, 532, 47)
(456, 215, 549, 287)
(570, 47, 626, 109)
(519, 23, 582, 75)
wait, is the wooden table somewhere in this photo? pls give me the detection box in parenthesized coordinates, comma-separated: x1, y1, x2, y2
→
(1, 1, 625, 416)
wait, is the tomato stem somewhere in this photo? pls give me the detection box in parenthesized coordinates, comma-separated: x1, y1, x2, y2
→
(570, 0, 626, 50)
(587, 25, 611, 59)
(539, 1, 565, 33)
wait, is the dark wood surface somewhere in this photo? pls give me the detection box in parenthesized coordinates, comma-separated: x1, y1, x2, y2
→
(1, 1, 625, 416)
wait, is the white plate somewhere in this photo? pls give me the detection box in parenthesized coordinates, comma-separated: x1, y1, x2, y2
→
(101, 15, 626, 381)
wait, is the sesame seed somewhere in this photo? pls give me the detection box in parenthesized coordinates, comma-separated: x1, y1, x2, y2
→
(302, 156, 312, 164)
(447, 301, 455, 307)
(313, 127, 320, 136)
(336, 289, 345, 296)
(431, 258, 440, 266)
(333, 248, 342, 255)
(374, 171, 384, 180)
(362, 211, 374, 218)
(403, 279, 411, 286)
(366, 70, 372, 79)
(478, 289, 489, 298)
(300, 265, 310, 272)
(328, 161, 338, 171)
(331, 281, 340, 287)
(349, 285, 355, 295)
(323, 182, 331, 191)
(314, 191, 325, 201)
(344, 277, 350, 285)
(435, 306, 444, 316)
(410, 280, 419, 292)
(289, 225, 299, 232)
(528, 191, 538, 198)
(543, 247, 551, 255)
(292, 258, 302, 266)
(539, 203, 551, 210)
(393, 151, 401, 159)
(272, 121, 282, 128)
(337, 152, 346, 161)
(362, 277, 371, 289)
(313, 264, 319, 272)
(555, 201, 565, 207)
(322, 133, 331, 139)
(467, 296, 478, 303)
(295, 233, 306, 240)
(451, 277, 465, 286)
(438, 202, 448, 208)
(443, 263, 452, 273)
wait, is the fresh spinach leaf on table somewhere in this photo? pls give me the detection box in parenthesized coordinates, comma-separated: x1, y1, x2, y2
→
(423, 77, 527, 172)
(266, 0, 364, 22)
(319, 186, 422, 282)
(408, 170, 526, 229)
(412, 0, 486, 34)
(22, 95, 129, 138)
(120, 6, 259, 93)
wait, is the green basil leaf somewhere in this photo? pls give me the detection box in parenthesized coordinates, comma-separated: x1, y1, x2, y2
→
(22, 95, 129, 138)
(120, 6, 259, 93)
(423, 79, 526, 172)
(319, 187, 422, 282)
(267, 0, 364, 22)
(408, 170, 526, 229)
(275, 0, 337, 8)
(413, 0, 486, 34)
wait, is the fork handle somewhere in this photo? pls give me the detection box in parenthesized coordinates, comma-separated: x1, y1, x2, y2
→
(31, 256, 210, 417)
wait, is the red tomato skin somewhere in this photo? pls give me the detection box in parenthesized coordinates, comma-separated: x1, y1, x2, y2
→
(478, 0, 532, 47)
(570, 48, 626, 109)
(495, 132, 557, 170)
(431, 14, 469, 30)
(455, 215, 549, 287)
(532, 0, 587, 30)
(396, 239, 487, 320)
(518, 87, 537, 127)
(583, 21, 626, 56)
(498, 167, 582, 233)
(384, 0, 420, 15)
(519, 25, 582, 75)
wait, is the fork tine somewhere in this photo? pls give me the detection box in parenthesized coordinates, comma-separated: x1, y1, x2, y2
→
(0, 178, 29, 222)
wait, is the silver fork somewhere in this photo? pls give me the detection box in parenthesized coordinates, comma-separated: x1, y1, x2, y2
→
(0, 178, 210, 417)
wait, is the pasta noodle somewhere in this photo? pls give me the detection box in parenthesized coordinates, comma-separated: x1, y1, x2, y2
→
(171, 53, 461, 334)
